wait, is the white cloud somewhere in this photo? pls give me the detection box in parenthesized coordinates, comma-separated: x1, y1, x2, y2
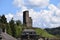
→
(51, 16, 60, 23)
(29, 9, 41, 19)
(11, 0, 60, 28)
(48, 4, 58, 11)
(50, 24, 60, 28)
(13, 0, 24, 7)
(48, 4, 60, 23)
(28, 0, 49, 8)
(5, 13, 13, 18)
(40, 4, 60, 28)
(13, 0, 49, 8)
(56, 9, 60, 16)
(6, 6, 60, 28)
(5, 13, 14, 22)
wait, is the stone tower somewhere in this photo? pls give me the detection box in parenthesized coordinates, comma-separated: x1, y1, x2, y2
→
(23, 11, 32, 28)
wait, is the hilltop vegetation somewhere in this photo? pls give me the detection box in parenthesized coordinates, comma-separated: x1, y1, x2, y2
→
(45, 27, 60, 38)
(0, 15, 55, 38)
(0, 15, 23, 37)
(34, 28, 55, 38)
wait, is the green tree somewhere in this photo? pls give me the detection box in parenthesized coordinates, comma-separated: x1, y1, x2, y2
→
(1, 15, 7, 23)
(15, 24, 23, 38)
(16, 20, 21, 26)
(9, 18, 16, 37)
(0, 16, 2, 28)
(6, 23, 12, 35)
(0, 15, 7, 32)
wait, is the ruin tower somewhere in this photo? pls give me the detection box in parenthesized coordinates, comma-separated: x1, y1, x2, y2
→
(23, 11, 32, 28)
(29, 17, 32, 27)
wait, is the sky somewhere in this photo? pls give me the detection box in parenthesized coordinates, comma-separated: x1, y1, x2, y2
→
(0, 0, 60, 28)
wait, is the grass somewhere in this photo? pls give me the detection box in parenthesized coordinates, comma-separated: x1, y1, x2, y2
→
(16, 26, 55, 38)
(34, 28, 55, 38)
